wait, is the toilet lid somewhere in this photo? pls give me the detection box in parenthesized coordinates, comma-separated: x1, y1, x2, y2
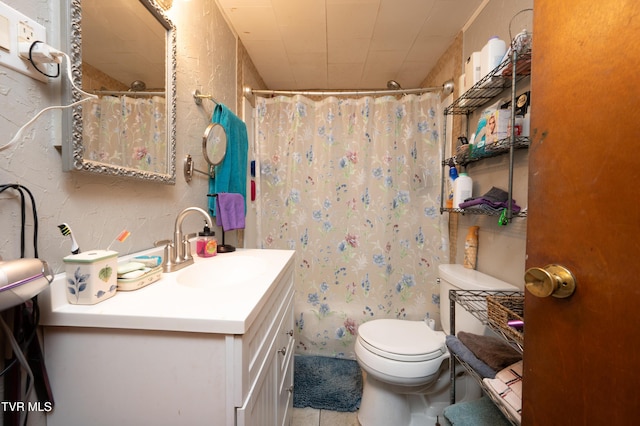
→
(357, 319, 446, 362)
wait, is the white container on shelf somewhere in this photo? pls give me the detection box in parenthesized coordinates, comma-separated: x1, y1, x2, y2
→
(480, 36, 507, 78)
(522, 108, 531, 137)
(453, 172, 473, 208)
(465, 51, 482, 90)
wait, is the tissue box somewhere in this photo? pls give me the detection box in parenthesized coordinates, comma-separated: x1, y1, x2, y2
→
(63, 250, 118, 305)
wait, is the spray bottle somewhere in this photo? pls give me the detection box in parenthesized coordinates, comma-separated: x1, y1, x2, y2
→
(446, 159, 458, 209)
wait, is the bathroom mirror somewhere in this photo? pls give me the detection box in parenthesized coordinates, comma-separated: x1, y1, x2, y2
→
(61, 0, 177, 184)
(203, 123, 227, 167)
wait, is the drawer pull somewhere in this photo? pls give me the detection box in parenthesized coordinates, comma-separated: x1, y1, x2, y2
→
(278, 347, 287, 356)
(287, 386, 294, 394)
(286, 329, 294, 337)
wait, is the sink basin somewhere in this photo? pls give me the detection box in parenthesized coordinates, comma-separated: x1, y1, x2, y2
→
(177, 255, 268, 289)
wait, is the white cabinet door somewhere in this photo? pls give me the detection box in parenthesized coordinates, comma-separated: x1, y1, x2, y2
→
(236, 344, 278, 426)
(276, 294, 295, 426)
(237, 278, 295, 426)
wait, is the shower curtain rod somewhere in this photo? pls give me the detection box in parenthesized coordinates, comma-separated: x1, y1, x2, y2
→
(244, 81, 453, 98)
(92, 90, 165, 96)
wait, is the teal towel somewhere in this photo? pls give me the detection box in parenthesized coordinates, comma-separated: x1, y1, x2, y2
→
(443, 396, 511, 426)
(208, 104, 248, 217)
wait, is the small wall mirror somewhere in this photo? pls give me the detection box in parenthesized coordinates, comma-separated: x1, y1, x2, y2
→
(184, 123, 227, 182)
(61, 0, 177, 184)
(203, 123, 227, 167)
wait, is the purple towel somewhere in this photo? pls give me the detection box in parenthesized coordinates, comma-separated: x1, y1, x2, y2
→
(458, 186, 521, 213)
(216, 193, 245, 231)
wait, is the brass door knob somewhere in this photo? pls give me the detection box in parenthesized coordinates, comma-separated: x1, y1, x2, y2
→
(524, 264, 576, 298)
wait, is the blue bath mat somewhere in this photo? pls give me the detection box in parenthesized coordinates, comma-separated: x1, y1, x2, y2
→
(443, 396, 512, 426)
(293, 355, 363, 412)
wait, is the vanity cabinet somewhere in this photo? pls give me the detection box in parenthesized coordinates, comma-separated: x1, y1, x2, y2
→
(40, 249, 295, 426)
(448, 290, 524, 426)
(441, 47, 532, 223)
(236, 275, 295, 426)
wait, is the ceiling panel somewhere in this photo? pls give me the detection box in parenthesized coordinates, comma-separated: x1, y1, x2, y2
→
(218, 0, 484, 90)
(327, 38, 370, 64)
(326, 3, 379, 39)
(220, 6, 280, 40)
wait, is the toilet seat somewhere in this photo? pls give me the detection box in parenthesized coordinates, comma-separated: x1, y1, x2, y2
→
(358, 319, 446, 362)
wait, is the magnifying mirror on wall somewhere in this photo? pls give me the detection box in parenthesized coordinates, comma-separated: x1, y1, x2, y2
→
(203, 123, 227, 167)
(184, 123, 227, 182)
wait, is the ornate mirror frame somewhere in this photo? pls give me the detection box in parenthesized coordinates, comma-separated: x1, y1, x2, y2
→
(61, 0, 177, 184)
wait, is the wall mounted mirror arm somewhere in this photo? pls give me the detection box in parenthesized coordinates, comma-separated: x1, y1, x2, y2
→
(183, 155, 215, 182)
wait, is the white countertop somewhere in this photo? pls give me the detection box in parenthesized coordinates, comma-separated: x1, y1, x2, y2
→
(39, 248, 295, 335)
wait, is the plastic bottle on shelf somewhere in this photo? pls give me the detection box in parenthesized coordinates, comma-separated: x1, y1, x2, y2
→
(446, 163, 458, 209)
(465, 51, 482, 89)
(453, 172, 473, 208)
(522, 108, 531, 137)
(480, 36, 507, 78)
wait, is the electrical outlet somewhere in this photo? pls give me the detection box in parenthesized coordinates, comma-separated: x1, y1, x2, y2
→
(17, 21, 35, 59)
(17, 20, 34, 42)
(0, 1, 48, 82)
(0, 14, 9, 52)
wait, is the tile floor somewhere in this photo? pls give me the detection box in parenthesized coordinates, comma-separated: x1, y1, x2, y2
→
(291, 407, 360, 426)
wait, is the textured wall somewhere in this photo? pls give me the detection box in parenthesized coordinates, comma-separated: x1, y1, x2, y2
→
(0, 0, 238, 274)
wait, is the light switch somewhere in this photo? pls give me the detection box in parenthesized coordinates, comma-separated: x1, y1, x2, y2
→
(0, 14, 9, 52)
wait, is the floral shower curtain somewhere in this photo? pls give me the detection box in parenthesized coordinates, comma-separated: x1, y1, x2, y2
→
(255, 93, 448, 359)
(82, 96, 167, 172)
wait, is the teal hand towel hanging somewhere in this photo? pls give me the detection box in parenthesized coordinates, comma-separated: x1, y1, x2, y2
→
(208, 103, 248, 217)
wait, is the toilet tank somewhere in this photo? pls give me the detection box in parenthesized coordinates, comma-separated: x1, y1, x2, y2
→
(438, 264, 518, 336)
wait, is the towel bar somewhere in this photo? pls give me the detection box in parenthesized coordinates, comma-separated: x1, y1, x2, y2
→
(193, 89, 219, 106)
(206, 193, 236, 253)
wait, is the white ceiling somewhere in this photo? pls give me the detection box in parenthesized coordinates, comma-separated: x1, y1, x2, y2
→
(217, 0, 484, 90)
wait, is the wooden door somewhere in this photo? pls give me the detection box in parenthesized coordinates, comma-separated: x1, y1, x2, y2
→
(523, 1, 640, 424)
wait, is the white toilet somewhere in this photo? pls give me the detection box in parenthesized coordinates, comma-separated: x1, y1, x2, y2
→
(355, 264, 519, 426)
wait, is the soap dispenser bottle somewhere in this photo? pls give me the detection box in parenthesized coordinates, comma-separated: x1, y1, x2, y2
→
(196, 223, 217, 258)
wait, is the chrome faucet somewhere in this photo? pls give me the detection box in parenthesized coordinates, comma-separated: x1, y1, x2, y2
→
(155, 207, 214, 272)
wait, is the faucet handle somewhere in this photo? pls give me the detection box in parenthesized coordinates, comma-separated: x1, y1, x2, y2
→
(182, 233, 197, 261)
(154, 240, 174, 270)
(154, 239, 172, 247)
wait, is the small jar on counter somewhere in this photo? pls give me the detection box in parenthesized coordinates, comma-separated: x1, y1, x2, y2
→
(196, 224, 217, 258)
